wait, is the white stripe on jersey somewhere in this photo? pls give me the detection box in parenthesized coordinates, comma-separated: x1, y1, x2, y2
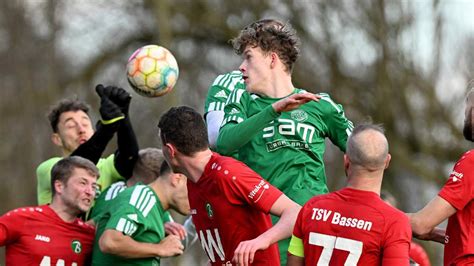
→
(226, 89, 245, 105)
(105, 181, 126, 201)
(130, 185, 145, 206)
(129, 185, 157, 217)
(320, 94, 342, 113)
(208, 102, 226, 112)
(212, 71, 242, 88)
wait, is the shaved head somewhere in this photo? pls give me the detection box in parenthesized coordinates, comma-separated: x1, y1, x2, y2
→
(346, 124, 389, 171)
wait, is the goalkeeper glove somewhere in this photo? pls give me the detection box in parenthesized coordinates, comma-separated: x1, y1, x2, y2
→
(96, 84, 125, 124)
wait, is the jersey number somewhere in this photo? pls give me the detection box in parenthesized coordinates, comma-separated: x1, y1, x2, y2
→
(40, 256, 77, 266)
(309, 232, 363, 265)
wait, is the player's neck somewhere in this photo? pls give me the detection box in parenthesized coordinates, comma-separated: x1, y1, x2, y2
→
(49, 200, 79, 223)
(180, 149, 213, 183)
(261, 72, 294, 98)
(346, 174, 382, 195)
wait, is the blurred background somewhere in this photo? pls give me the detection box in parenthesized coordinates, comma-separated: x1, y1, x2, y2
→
(0, 0, 473, 265)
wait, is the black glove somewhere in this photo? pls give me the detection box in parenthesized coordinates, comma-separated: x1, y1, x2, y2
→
(96, 84, 131, 116)
(96, 85, 124, 122)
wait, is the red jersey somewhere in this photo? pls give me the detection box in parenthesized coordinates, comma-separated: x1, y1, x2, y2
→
(187, 152, 283, 265)
(0, 205, 95, 266)
(291, 188, 411, 265)
(438, 150, 474, 266)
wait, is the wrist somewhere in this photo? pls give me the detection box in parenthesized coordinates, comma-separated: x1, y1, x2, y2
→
(101, 116, 125, 125)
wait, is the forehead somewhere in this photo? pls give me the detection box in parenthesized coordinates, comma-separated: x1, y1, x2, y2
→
(68, 167, 98, 182)
(59, 110, 90, 123)
(243, 46, 264, 55)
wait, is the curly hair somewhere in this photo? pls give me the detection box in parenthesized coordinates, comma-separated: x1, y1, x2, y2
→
(158, 106, 208, 156)
(48, 98, 90, 133)
(231, 19, 300, 73)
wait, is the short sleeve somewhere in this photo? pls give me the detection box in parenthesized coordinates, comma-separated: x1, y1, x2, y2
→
(439, 151, 474, 210)
(0, 210, 25, 244)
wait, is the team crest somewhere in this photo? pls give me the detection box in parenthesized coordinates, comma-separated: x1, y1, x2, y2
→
(291, 110, 308, 122)
(71, 240, 82, 254)
(205, 203, 214, 218)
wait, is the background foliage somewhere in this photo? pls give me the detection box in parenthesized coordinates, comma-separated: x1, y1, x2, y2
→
(0, 0, 473, 264)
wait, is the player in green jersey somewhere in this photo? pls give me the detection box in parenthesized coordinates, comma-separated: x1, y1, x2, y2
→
(37, 85, 139, 205)
(92, 160, 189, 265)
(216, 19, 354, 264)
(89, 148, 186, 241)
(204, 70, 246, 149)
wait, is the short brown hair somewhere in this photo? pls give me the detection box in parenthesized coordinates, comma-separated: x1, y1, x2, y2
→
(48, 98, 90, 133)
(132, 148, 164, 184)
(51, 156, 99, 196)
(158, 106, 208, 156)
(231, 19, 300, 73)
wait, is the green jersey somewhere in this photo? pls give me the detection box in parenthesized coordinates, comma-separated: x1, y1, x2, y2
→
(92, 184, 166, 266)
(217, 89, 353, 204)
(90, 181, 173, 224)
(216, 89, 353, 264)
(204, 70, 245, 116)
(204, 71, 246, 157)
(36, 154, 123, 205)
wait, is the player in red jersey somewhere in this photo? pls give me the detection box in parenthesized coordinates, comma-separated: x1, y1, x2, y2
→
(409, 81, 474, 265)
(157, 106, 301, 266)
(0, 156, 98, 266)
(287, 124, 412, 265)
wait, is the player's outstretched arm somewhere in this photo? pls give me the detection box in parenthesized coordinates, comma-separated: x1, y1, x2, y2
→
(408, 195, 455, 242)
(232, 194, 301, 266)
(272, 92, 320, 113)
(99, 229, 184, 258)
(287, 254, 304, 266)
(71, 84, 124, 164)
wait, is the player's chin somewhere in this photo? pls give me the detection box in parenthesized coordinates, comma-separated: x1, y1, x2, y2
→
(79, 199, 92, 212)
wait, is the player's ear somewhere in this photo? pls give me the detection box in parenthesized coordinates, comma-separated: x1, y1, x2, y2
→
(270, 52, 278, 69)
(51, 133, 63, 147)
(343, 154, 350, 170)
(54, 180, 64, 195)
(165, 143, 177, 159)
(384, 153, 391, 169)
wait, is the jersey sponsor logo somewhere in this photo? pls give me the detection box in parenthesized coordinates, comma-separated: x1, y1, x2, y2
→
(35, 234, 50, 242)
(263, 118, 316, 144)
(311, 208, 373, 231)
(198, 228, 225, 262)
(71, 240, 82, 254)
(206, 203, 214, 218)
(290, 110, 308, 122)
(450, 170, 463, 182)
(248, 180, 270, 203)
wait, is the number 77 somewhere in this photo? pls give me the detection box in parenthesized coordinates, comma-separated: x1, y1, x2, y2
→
(309, 232, 363, 265)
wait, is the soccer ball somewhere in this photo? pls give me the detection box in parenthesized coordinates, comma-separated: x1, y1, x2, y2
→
(126, 45, 179, 97)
